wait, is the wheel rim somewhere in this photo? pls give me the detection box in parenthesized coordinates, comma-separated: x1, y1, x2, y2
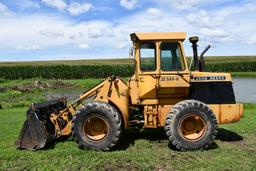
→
(83, 115, 109, 141)
(179, 114, 207, 141)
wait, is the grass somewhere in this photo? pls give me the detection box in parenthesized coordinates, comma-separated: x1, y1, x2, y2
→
(0, 78, 256, 170)
(0, 105, 255, 170)
(231, 72, 256, 78)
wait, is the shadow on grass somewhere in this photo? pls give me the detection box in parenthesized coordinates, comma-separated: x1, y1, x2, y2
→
(114, 128, 219, 151)
(44, 135, 72, 150)
(114, 127, 243, 151)
(167, 141, 219, 151)
(113, 128, 167, 151)
(42, 127, 243, 151)
(216, 128, 243, 142)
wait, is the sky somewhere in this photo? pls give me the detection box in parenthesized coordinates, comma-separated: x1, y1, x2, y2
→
(0, 0, 256, 61)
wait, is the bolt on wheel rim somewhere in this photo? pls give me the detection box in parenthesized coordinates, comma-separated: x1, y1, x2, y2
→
(179, 114, 207, 141)
(83, 115, 109, 141)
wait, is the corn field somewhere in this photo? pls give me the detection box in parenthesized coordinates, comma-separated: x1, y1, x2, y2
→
(0, 61, 256, 79)
(0, 64, 134, 79)
(205, 62, 256, 72)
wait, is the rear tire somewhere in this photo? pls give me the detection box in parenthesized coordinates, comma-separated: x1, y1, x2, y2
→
(164, 100, 217, 151)
(72, 102, 122, 151)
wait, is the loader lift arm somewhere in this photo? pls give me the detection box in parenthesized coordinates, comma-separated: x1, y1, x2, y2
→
(50, 79, 111, 137)
(16, 78, 112, 150)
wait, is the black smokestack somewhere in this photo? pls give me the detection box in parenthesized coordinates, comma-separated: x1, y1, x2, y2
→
(189, 36, 199, 70)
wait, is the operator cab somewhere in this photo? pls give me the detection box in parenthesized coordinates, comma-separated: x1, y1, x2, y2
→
(140, 42, 186, 72)
(130, 32, 188, 73)
(129, 32, 190, 105)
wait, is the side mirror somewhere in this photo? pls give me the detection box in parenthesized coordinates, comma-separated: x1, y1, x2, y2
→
(129, 47, 134, 58)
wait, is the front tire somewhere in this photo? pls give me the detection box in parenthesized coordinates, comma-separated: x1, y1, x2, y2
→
(164, 100, 218, 151)
(72, 102, 122, 151)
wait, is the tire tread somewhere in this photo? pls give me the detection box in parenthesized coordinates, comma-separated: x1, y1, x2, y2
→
(164, 100, 218, 151)
(71, 102, 122, 151)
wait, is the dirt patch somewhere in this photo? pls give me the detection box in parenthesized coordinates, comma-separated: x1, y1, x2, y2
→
(11, 80, 75, 92)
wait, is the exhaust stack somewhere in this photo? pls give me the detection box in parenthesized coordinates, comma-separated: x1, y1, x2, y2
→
(189, 36, 199, 70)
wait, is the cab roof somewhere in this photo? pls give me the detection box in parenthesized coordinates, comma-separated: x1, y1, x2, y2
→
(130, 32, 186, 42)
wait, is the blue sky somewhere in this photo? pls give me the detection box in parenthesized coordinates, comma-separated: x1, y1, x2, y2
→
(0, 0, 256, 61)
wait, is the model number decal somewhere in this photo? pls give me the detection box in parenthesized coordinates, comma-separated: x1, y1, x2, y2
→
(160, 76, 179, 81)
(193, 76, 226, 81)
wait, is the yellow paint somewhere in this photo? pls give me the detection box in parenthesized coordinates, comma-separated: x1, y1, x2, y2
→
(208, 104, 243, 124)
(128, 75, 139, 105)
(93, 78, 129, 127)
(131, 32, 186, 41)
(138, 75, 156, 99)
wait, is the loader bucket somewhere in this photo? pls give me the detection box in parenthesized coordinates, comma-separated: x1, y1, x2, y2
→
(15, 112, 49, 150)
(16, 98, 67, 150)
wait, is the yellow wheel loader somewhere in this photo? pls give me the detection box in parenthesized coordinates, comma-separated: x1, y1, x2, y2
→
(16, 32, 243, 151)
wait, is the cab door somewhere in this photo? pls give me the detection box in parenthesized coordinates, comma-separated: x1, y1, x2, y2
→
(136, 41, 190, 104)
(137, 41, 158, 100)
(157, 42, 190, 98)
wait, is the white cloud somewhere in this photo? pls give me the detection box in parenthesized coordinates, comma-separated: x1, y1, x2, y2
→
(39, 30, 65, 38)
(146, 8, 163, 20)
(186, 10, 223, 28)
(216, 3, 256, 17)
(69, 32, 84, 40)
(0, 2, 13, 16)
(156, 0, 203, 10)
(199, 28, 229, 43)
(245, 3, 256, 11)
(0, 14, 70, 50)
(41, 0, 67, 11)
(171, 0, 202, 10)
(113, 42, 127, 49)
(41, 0, 93, 16)
(70, 21, 112, 39)
(67, 2, 92, 16)
(248, 36, 256, 45)
(1, 2, 256, 60)
(17, 0, 40, 10)
(0, 13, 114, 52)
(200, 28, 227, 38)
(17, 44, 41, 51)
(113, 8, 188, 35)
(78, 43, 90, 49)
(120, 0, 139, 10)
(184, 3, 256, 44)
(88, 29, 102, 38)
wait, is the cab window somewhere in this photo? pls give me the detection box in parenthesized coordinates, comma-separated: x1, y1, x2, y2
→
(160, 42, 184, 71)
(140, 42, 156, 72)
